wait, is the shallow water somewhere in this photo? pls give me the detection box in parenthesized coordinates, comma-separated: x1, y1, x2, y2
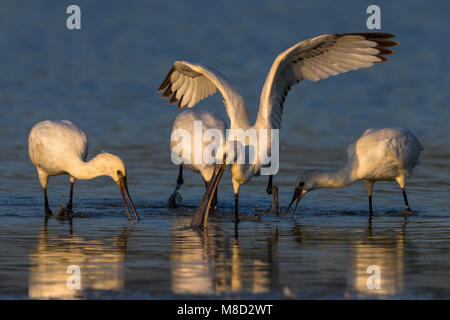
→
(0, 1, 449, 299)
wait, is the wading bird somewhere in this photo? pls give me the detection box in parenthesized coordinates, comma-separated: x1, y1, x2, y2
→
(162, 82, 279, 216)
(158, 33, 398, 228)
(167, 109, 280, 215)
(167, 109, 226, 211)
(285, 127, 423, 217)
(28, 120, 139, 220)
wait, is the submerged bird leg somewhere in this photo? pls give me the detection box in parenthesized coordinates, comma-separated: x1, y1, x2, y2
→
(365, 180, 375, 216)
(264, 176, 279, 215)
(168, 165, 184, 208)
(401, 188, 410, 211)
(43, 188, 52, 216)
(272, 185, 280, 215)
(263, 176, 273, 213)
(44, 213, 50, 228)
(266, 175, 273, 195)
(234, 193, 239, 222)
(65, 177, 74, 213)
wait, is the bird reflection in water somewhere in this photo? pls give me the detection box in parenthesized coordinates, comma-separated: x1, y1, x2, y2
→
(347, 217, 407, 298)
(170, 218, 279, 296)
(28, 218, 134, 299)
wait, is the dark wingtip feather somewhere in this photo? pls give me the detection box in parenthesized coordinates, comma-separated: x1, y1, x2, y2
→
(374, 55, 388, 63)
(169, 92, 179, 104)
(338, 32, 396, 39)
(366, 32, 396, 39)
(374, 39, 399, 48)
(162, 84, 173, 98)
(157, 67, 174, 92)
(375, 46, 395, 55)
(177, 98, 184, 109)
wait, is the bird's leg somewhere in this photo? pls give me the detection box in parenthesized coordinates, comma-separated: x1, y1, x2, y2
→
(266, 175, 273, 195)
(234, 193, 239, 223)
(264, 175, 279, 215)
(65, 177, 74, 214)
(272, 185, 279, 216)
(401, 188, 411, 211)
(43, 188, 52, 216)
(395, 176, 411, 212)
(168, 165, 184, 208)
(177, 165, 184, 186)
(264, 176, 273, 213)
(365, 180, 374, 216)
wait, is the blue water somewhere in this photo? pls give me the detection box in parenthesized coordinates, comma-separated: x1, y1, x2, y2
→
(0, 0, 449, 299)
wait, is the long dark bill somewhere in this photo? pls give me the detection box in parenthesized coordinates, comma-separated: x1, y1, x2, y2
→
(284, 188, 304, 219)
(119, 177, 140, 221)
(191, 163, 227, 228)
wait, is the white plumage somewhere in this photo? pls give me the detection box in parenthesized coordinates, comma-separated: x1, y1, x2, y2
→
(158, 33, 398, 227)
(29, 120, 88, 179)
(167, 110, 226, 210)
(286, 127, 424, 217)
(28, 120, 139, 220)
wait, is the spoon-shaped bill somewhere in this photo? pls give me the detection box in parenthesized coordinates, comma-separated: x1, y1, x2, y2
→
(285, 187, 304, 219)
(191, 163, 227, 228)
(118, 176, 140, 221)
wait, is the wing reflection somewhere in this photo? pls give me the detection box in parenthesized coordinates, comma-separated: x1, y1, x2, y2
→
(28, 219, 132, 299)
(170, 218, 279, 296)
(348, 217, 406, 298)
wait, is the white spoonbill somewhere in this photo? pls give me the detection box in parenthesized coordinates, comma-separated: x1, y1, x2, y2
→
(285, 127, 423, 217)
(166, 109, 279, 215)
(166, 110, 280, 215)
(167, 109, 226, 211)
(158, 33, 398, 228)
(28, 120, 139, 220)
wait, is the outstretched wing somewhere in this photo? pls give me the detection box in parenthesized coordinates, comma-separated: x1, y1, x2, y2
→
(258, 33, 398, 129)
(157, 61, 245, 113)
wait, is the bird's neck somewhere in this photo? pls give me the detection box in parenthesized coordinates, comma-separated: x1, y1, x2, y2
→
(67, 155, 107, 181)
(226, 98, 251, 130)
(311, 166, 357, 190)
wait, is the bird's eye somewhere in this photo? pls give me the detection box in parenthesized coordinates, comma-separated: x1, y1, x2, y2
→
(117, 170, 122, 175)
(299, 182, 304, 187)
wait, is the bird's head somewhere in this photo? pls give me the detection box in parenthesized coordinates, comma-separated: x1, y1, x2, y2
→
(285, 170, 321, 218)
(95, 153, 139, 221)
(94, 153, 127, 183)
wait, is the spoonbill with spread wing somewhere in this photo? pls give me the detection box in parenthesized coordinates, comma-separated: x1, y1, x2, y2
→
(158, 33, 398, 228)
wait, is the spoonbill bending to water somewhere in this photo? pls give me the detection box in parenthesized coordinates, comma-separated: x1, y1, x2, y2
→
(28, 120, 139, 220)
(158, 32, 398, 228)
(167, 109, 227, 211)
(285, 127, 423, 217)
(166, 109, 279, 213)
